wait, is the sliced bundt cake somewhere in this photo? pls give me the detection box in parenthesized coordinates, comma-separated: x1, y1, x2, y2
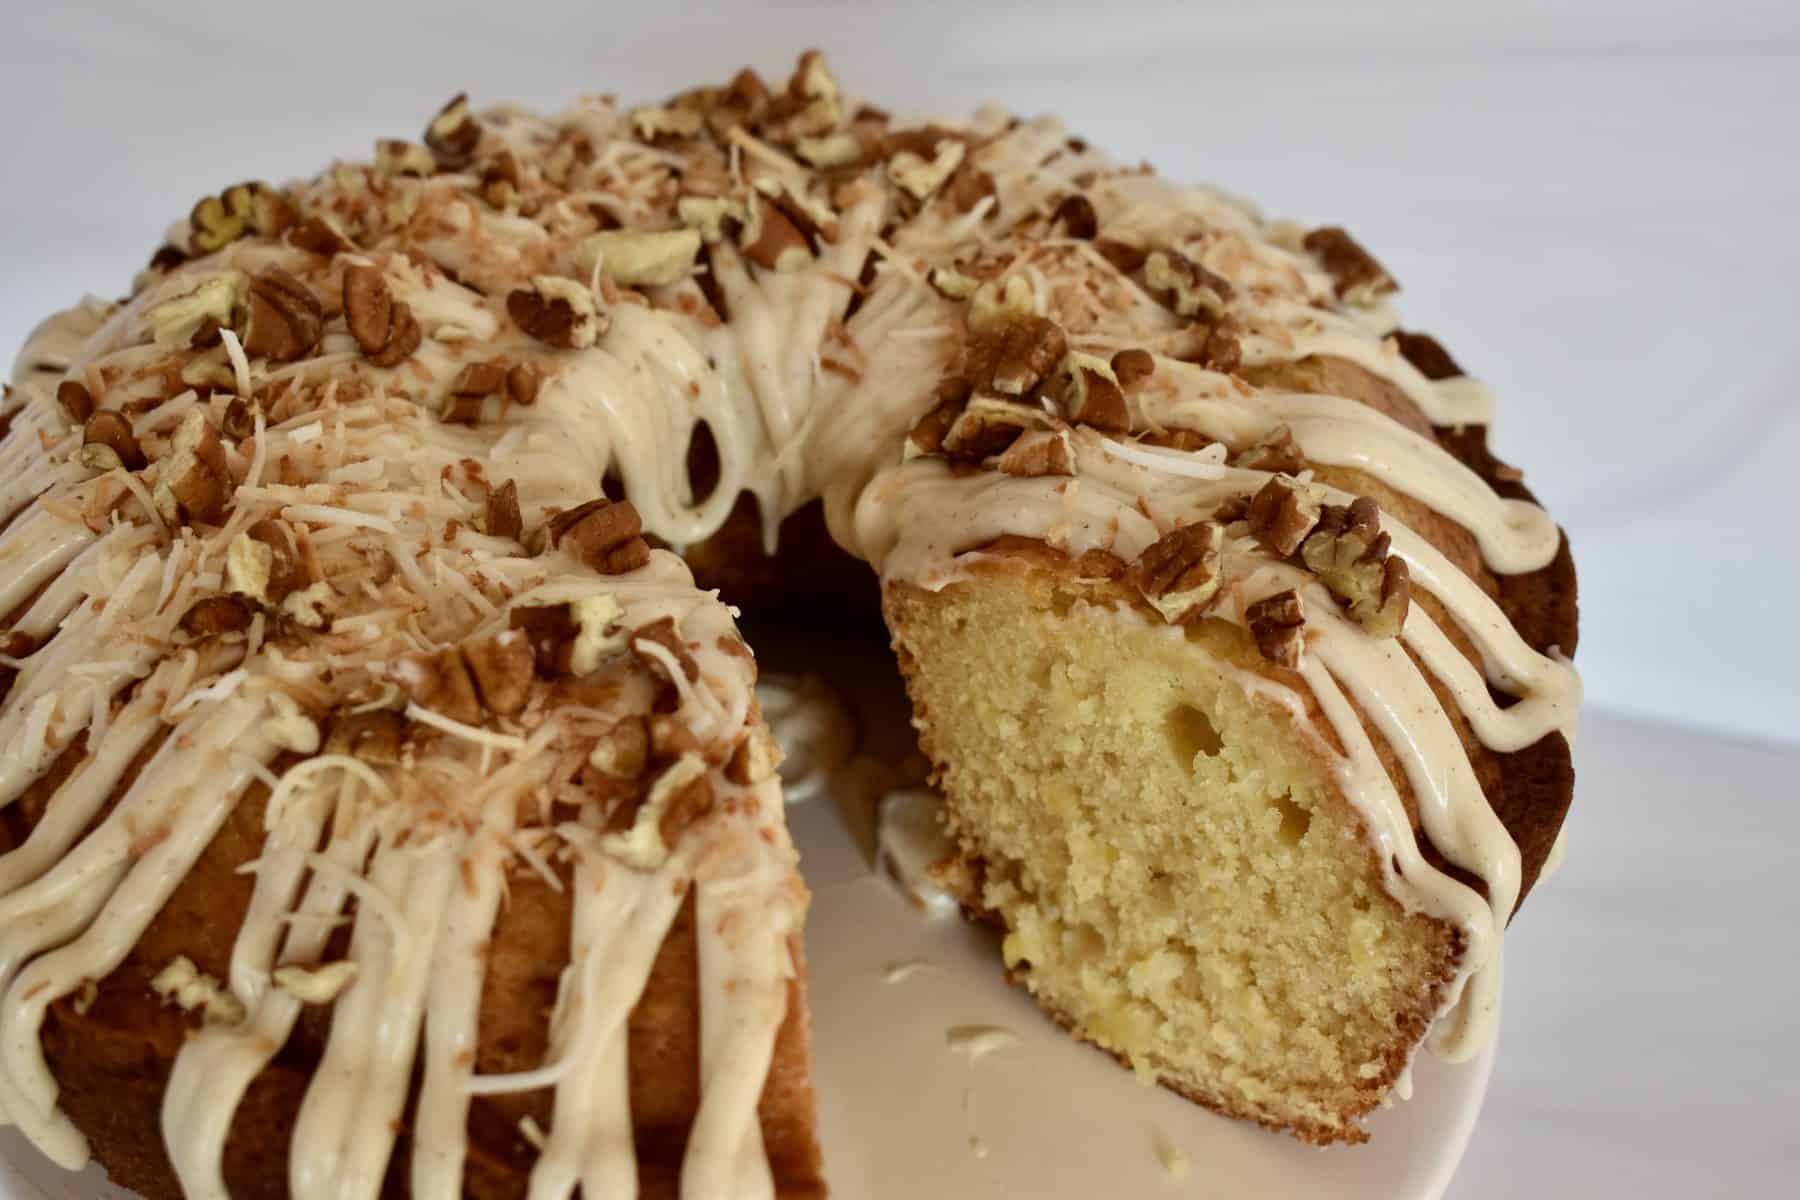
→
(0, 50, 1575, 1196)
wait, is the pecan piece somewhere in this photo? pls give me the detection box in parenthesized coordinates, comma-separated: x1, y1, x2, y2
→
(1299, 497, 1410, 637)
(546, 498, 651, 574)
(507, 276, 606, 349)
(189, 182, 293, 254)
(995, 430, 1076, 478)
(243, 268, 324, 362)
(1246, 476, 1322, 557)
(484, 478, 523, 541)
(1246, 589, 1306, 668)
(631, 616, 700, 684)
(396, 647, 483, 726)
(964, 314, 1067, 397)
(726, 727, 781, 785)
(1236, 425, 1305, 475)
(888, 139, 966, 200)
(180, 595, 254, 636)
(1110, 348, 1155, 389)
(1050, 193, 1098, 239)
(1130, 521, 1225, 624)
(374, 139, 436, 177)
(902, 382, 968, 460)
(444, 360, 507, 425)
(80, 410, 146, 472)
(286, 216, 353, 257)
(940, 395, 1048, 462)
(462, 631, 535, 716)
(424, 93, 481, 168)
(945, 165, 997, 213)
(1095, 238, 1149, 274)
(738, 196, 812, 272)
(155, 409, 232, 526)
(575, 229, 703, 288)
(325, 710, 407, 765)
(1143, 249, 1234, 319)
(57, 380, 94, 424)
(1303, 227, 1397, 303)
(343, 265, 423, 367)
(1061, 352, 1129, 431)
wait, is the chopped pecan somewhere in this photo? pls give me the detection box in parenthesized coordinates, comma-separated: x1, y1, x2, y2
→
(945, 165, 997, 213)
(148, 273, 246, 349)
(484, 478, 523, 540)
(286, 216, 353, 257)
(902, 382, 968, 460)
(396, 647, 483, 726)
(478, 150, 522, 209)
(1303, 227, 1396, 303)
(995, 430, 1076, 477)
(1247, 476, 1322, 557)
(631, 615, 700, 684)
(1094, 238, 1148, 274)
(424, 93, 481, 167)
(155, 409, 232, 526)
(1110, 348, 1155, 389)
(462, 631, 534, 715)
(80, 410, 146, 472)
(444, 360, 508, 425)
(325, 710, 407, 764)
(507, 276, 606, 349)
(1246, 590, 1306, 668)
(1178, 321, 1242, 374)
(629, 104, 704, 142)
(888, 139, 966, 200)
(189, 182, 293, 254)
(57, 379, 94, 424)
(964, 314, 1067, 397)
(342, 265, 423, 366)
(1391, 329, 1461, 381)
(966, 274, 1037, 332)
(1060, 352, 1129, 431)
(940, 395, 1049, 461)
(601, 754, 713, 869)
(1300, 497, 1410, 637)
(547, 498, 651, 574)
(677, 195, 747, 244)
(220, 397, 259, 440)
(509, 604, 580, 677)
(374, 139, 436, 177)
(588, 715, 650, 783)
(1130, 521, 1225, 624)
(506, 363, 540, 406)
(726, 727, 780, 785)
(247, 519, 309, 602)
(180, 595, 253, 636)
(1236, 425, 1305, 475)
(1050, 193, 1098, 239)
(226, 532, 274, 603)
(1143, 249, 1233, 319)
(576, 229, 702, 287)
(243, 268, 324, 362)
(739, 196, 812, 272)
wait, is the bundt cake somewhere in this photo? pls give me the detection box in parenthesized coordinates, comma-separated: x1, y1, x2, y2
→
(0, 50, 1579, 1196)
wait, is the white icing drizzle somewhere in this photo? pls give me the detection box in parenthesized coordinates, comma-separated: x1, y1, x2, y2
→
(0, 51, 1576, 1190)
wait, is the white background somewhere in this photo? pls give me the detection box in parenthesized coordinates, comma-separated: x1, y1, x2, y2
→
(2, 4, 1795, 1197)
